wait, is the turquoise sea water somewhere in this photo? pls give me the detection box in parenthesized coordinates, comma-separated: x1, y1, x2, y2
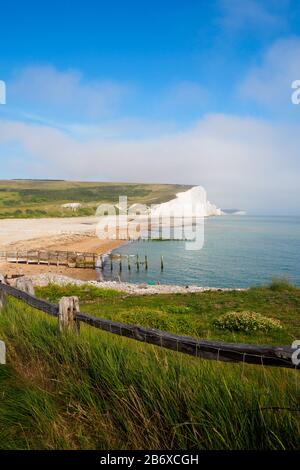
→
(102, 216, 300, 288)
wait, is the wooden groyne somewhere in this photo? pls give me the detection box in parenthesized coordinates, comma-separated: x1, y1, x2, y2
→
(0, 250, 98, 269)
(0, 250, 164, 271)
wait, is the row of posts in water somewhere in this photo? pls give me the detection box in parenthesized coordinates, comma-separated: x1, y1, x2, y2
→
(97, 254, 164, 272)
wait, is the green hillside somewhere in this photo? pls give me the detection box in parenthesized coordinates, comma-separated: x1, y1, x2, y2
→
(0, 180, 191, 218)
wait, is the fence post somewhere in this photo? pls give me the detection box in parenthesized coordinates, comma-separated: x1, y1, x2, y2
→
(15, 277, 35, 296)
(0, 340, 5, 364)
(0, 274, 7, 311)
(58, 296, 80, 334)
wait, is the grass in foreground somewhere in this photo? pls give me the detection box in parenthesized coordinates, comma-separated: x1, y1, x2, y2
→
(0, 282, 300, 450)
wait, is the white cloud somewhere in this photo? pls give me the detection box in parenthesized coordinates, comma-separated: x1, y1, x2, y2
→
(218, 0, 288, 32)
(165, 81, 209, 109)
(9, 65, 131, 118)
(0, 113, 299, 214)
(238, 37, 300, 107)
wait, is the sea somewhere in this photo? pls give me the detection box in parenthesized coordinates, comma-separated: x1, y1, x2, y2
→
(101, 216, 300, 288)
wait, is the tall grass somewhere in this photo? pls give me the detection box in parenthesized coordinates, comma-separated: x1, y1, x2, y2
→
(0, 297, 300, 450)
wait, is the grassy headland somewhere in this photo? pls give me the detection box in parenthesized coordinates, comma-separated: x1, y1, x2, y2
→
(0, 281, 300, 450)
(0, 180, 190, 218)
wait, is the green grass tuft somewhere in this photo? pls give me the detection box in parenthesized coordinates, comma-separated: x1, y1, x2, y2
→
(269, 278, 295, 292)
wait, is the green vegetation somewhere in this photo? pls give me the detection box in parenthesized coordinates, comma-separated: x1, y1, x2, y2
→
(36, 279, 300, 345)
(213, 311, 283, 333)
(0, 180, 190, 218)
(0, 280, 299, 450)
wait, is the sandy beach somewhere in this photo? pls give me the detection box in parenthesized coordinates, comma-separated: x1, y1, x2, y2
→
(0, 216, 124, 281)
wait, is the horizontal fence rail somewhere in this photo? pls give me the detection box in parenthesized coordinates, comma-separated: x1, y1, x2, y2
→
(0, 282, 58, 316)
(0, 281, 298, 370)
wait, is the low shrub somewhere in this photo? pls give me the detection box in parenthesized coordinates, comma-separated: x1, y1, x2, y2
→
(213, 311, 283, 333)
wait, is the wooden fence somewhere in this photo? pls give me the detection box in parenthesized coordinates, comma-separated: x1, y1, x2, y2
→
(0, 279, 298, 370)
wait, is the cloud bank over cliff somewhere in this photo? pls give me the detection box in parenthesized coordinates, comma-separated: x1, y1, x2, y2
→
(0, 112, 299, 214)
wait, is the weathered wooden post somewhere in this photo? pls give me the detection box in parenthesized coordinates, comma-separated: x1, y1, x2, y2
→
(160, 255, 164, 271)
(15, 277, 35, 296)
(127, 255, 131, 271)
(0, 340, 5, 364)
(58, 296, 80, 334)
(0, 274, 7, 311)
(136, 254, 140, 271)
(119, 256, 122, 272)
(145, 255, 148, 270)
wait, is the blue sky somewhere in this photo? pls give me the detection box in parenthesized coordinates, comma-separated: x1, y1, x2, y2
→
(0, 0, 300, 213)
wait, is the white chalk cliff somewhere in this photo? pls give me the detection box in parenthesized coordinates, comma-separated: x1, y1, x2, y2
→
(151, 186, 223, 218)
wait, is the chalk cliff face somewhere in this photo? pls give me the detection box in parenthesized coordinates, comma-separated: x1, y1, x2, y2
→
(151, 186, 223, 217)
